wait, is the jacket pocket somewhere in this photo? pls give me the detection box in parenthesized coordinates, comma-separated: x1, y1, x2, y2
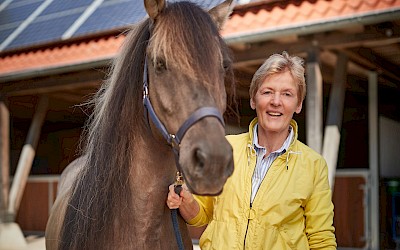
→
(259, 224, 305, 250)
(199, 220, 238, 250)
(278, 228, 297, 250)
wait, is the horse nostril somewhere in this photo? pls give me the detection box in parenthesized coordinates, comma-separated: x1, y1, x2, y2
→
(194, 148, 206, 169)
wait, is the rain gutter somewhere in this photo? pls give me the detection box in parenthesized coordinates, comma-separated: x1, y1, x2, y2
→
(223, 7, 400, 45)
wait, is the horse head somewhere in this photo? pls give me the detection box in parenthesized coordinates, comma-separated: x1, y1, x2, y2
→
(144, 0, 235, 195)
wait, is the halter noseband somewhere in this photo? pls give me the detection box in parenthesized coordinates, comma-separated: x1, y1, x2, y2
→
(142, 57, 225, 166)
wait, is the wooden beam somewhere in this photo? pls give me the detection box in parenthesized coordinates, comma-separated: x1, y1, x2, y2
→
(318, 22, 400, 49)
(48, 92, 90, 104)
(322, 53, 348, 189)
(3, 80, 100, 97)
(233, 42, 308, 64)
(7, 96, 48, 218)
(0, 101, 9, 218)
(0, 70, 103, 97)
(343, 47, 400, 82)
(306, 48, 323, 154)
(232, 22, 400, 64)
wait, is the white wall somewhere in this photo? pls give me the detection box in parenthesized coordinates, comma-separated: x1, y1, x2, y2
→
(379, 116, 400, 178)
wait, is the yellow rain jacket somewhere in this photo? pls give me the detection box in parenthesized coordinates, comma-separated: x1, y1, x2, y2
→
(188, 118, 336, 249)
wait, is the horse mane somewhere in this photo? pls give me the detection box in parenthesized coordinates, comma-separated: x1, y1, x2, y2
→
(59, 18, 150, 249)
(59, 2, 235, 249)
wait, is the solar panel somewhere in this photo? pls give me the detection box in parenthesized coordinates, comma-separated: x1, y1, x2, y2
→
(10, 0, 38, 3)
(7, 12, 81, 49)
(170, 0, 226, 9)
(0, 27, 14, 44)
(0, 0, 232, 51)
(0, 0, 91, 50)
(0, 1, 42, 25)
(40, 0, 92, 16)
(74, 0, 225, 37)
(74, 0, 145, 36)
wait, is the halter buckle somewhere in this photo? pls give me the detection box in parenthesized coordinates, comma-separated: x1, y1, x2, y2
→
(174, 171, 184, 186)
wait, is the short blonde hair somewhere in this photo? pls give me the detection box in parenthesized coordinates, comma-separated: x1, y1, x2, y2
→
(249, 51, 306, 104)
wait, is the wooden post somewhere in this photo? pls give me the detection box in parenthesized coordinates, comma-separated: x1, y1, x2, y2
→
(322, 53, 348, 190)
(306, 48, 323, 154)
(7, 96, 48, 218)
(368, 71, 379, 249)
(0, 101, 10, 218)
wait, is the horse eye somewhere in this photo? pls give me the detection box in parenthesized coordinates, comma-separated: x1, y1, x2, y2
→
(223, 59, 231, 71)
(155, 59, 166, 73)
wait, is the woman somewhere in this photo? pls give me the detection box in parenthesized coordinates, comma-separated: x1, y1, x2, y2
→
(167, 51, 337, 249)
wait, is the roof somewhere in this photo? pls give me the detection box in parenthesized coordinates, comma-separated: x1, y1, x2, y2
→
(0, 0, 399, 79)
(223, 0, 400, 43)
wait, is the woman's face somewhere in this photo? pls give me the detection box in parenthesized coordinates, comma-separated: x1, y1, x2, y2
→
(250, 70, 302, 138)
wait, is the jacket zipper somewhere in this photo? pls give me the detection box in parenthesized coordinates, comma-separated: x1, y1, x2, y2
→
(243, 202, 252, 249)
(244, 144, 255, 249)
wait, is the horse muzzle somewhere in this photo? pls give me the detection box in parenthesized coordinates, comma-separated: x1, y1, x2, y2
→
(178, 120, 234, 196)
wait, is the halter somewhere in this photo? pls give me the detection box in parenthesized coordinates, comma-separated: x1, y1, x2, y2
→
(142, 57, 225, 173)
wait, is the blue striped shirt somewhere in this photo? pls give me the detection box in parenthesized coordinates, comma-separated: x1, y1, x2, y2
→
(250, 124, 294, 203)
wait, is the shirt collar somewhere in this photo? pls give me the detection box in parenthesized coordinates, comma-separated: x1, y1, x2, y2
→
(252, 123, 294, 154)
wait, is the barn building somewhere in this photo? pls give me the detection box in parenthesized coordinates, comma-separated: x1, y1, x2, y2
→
(1, 0, 400, 249)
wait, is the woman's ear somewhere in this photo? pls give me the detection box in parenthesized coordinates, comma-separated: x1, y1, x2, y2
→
(295, 101, 303, 114)
(250, 98, 256, 110)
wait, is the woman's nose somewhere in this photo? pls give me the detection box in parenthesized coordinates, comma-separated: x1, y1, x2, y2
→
(271, 93, 280, 105)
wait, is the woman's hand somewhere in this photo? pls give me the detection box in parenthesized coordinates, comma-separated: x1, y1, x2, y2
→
(166, 184, 200, 222)
(167, 184, 193, 209)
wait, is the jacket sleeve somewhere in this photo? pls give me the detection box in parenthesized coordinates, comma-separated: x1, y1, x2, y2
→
(304, 157, 337, 249)
(186, 195, 215, 227)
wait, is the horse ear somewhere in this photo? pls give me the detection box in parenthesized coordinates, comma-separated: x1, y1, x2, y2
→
(144, 0, 166, 20)
(208, 0, 235, 30)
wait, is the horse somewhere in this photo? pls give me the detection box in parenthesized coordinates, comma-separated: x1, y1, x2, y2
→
(45, 0, 235, 249)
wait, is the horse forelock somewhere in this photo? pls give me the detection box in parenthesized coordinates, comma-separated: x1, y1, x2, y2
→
(148, 2, 228, 87)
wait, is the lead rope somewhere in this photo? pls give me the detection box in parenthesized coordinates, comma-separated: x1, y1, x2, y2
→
(171, 171, 185, 250)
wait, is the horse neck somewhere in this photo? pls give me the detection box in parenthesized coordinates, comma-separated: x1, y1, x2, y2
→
(130, 125, 177, 200)
(123, 128, 178, 243)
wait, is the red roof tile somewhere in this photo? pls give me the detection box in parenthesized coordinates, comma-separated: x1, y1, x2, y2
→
(0, 35, 125, 77)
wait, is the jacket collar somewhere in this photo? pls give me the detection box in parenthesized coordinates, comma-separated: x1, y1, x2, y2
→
(247, 117, 299, 151)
